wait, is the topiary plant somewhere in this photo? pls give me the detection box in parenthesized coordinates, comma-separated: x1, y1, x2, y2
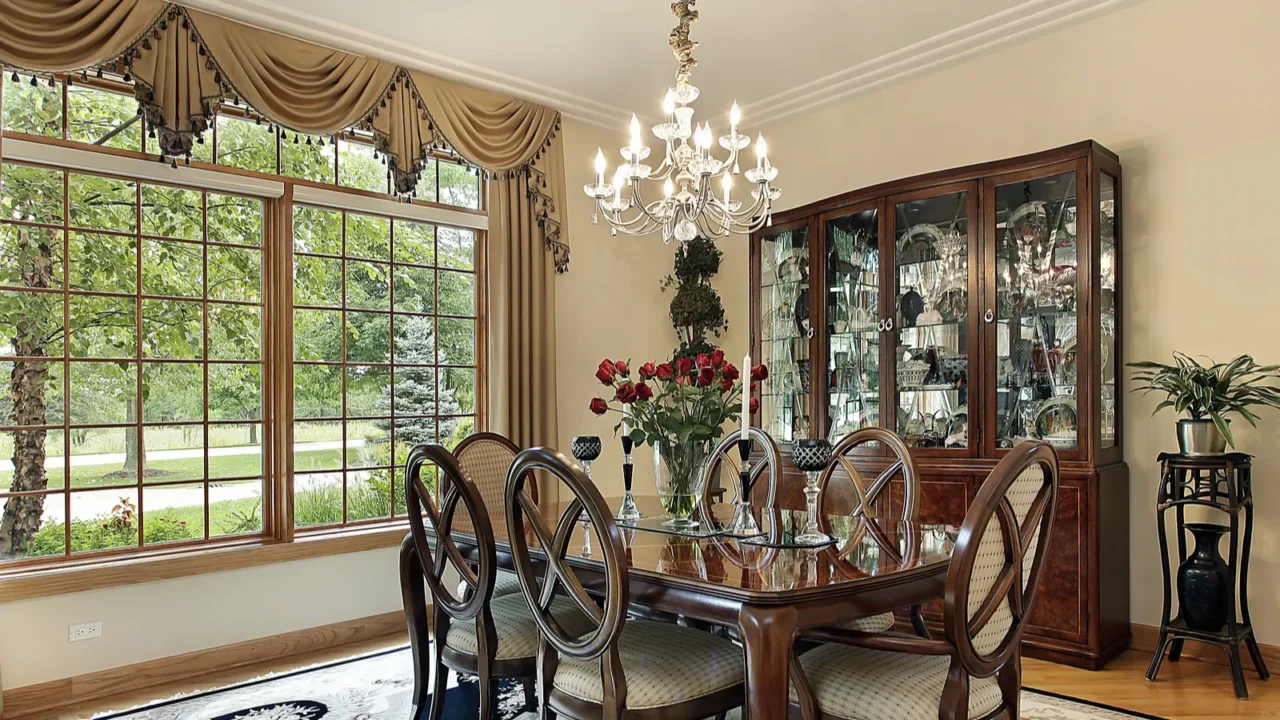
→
(662, 236, 728, 361)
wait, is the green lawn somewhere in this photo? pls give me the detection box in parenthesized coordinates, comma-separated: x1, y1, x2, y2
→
(148, 495, 264, 536)
(0, 447, 342, 490)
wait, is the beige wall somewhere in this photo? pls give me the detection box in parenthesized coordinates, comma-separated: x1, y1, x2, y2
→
(746, 0, 1280, 642)
(555, 119, 752, 497)
(0, 548, 402, 690)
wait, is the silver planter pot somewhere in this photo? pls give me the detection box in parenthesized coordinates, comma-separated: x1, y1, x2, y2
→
(1176, 419, 1228, 456)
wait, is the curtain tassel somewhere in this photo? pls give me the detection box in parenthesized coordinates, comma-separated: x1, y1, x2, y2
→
(182, 16, 190, 29)
(29, 75, 38, 87)
(122, 73, 131, 83)
(10, 72, 18, 83)
(306, 136, 313, 146)
(96, 68, 104, 79)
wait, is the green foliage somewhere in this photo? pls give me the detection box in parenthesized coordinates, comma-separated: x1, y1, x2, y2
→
(662, 236, 727, 360)
(1128, 353, 1280, 447)
(28, 512, 198, 556)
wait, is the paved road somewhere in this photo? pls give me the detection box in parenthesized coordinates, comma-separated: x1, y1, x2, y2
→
(0, 439, 355, 472)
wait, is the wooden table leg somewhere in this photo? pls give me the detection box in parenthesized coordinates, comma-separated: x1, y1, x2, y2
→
(737, 604, 799, 720)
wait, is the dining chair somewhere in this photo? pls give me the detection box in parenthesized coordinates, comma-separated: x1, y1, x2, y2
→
(699, 426, 784, 509)
(400, 443, 592, 720)
(817, 427, 925, 635)
(788, 441, 1060, 720)
(505, 446, 746, 720)
(454, 431, 531, 598)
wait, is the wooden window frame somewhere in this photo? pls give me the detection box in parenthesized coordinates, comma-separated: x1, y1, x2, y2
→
(0, 75, 490, 599)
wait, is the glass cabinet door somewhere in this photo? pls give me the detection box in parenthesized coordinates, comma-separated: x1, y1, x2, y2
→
(891, 188, 974, 451)
(824, 206, 880, 441)
(990, 164, 1082, 452)
(758, 223, 812, 444)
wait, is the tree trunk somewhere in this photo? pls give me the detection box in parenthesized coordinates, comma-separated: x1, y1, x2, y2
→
(122, 401, 145, 474)
(0, 231, 55, 557)
(249, 423, 258, 445)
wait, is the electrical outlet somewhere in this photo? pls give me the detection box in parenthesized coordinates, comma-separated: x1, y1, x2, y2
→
(69, 621, 102, 642)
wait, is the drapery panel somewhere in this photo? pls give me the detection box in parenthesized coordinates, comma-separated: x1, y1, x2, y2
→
(0, 0, 567, 453)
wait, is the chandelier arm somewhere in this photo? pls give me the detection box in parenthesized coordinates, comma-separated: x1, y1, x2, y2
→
(595, 196, 662, 234)
(629, 182, 671, 228)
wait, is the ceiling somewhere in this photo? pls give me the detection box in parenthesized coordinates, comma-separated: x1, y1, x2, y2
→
(179, 0, 1136, 127)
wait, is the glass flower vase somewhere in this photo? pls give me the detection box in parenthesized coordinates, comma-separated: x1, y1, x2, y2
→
(652, 436, 711, 529)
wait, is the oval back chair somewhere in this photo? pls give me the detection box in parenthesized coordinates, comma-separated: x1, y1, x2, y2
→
(400, 443, 507, 719)
(506, 447, 745, 719)
(815, 427, 924, 635)
(698, 427, 784, 508)
(789, 441, 1059, 720)
(817, 427, 918, 521)
(454, 431, 533, 542)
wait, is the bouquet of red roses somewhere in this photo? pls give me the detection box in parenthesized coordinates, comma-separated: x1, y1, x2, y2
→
(588, 351, 769, 522)
(589, 350, 769, 448)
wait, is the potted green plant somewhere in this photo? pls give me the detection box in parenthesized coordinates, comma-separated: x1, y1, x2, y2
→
(1128, 353, 1280, 455)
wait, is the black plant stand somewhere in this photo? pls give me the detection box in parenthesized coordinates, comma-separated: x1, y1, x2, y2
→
(1146, 452, 1269, 698)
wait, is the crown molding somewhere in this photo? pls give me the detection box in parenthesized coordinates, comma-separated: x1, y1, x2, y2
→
(744, 0, 1146, 128)
(171, 0, 633, 129)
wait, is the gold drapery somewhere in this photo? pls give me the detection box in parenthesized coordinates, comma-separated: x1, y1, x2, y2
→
(0, 0, 567, 449)
(0, 0, 568, 271)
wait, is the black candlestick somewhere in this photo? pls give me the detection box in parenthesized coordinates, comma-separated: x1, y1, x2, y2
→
(617, 434, 640, 521)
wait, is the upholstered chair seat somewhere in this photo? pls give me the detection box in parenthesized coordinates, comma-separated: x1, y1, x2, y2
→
(458, 569, 524, 600)
(445, 594, 594, 661)
(553, 619, 745, 711)
(788, 643, 1003, 720)
(838, 613, 895, 633)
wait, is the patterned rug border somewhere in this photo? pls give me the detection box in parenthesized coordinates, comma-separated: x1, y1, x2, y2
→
(92, 644, 1167, 720)
(1024, 686, 1169, 720)
(92, 646, 413, 719)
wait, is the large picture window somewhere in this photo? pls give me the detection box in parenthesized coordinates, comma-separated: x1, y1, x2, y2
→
(291, 206, 478, 528)
(0, 70, 487, 571)
(0, 162, 266, 561)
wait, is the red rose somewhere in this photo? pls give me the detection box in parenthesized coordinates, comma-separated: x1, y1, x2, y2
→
(698, 367, 715, 386)
(597, 359, 618, 385)
(639, 362, 657, 380)
(674, 374, 689, 386)
(711, 349, 725, 367)
(589, 398, 609, 415)
(615, 382, 639, 404)
(721, 363, 739, 381)
(655, 363, 674, 381)
(636, 382, 653, 401)
(615, 360, 629, 376)
(696, 353, 712, 368)
(721, 379, 734, 391)
(750, 364, 770, 382)
(749, 396, 760, 414)
(676, 357, 694, 375)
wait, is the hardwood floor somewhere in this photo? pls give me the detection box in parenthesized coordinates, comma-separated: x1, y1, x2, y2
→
(12, 637, 1276, 719)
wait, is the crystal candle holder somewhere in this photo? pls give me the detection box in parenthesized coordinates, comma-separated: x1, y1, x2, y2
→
(571, 435, 602, 557)
(724, 436, 763, 537)
(617, 435, 642, 522)
(792, 438, 834, 546)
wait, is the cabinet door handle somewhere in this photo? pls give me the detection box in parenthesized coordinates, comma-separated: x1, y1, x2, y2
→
(984, 309, 995, 323)
(876, 319, 886, 332)
(885, 317, 895, 332)
(807, 327, 815, 340)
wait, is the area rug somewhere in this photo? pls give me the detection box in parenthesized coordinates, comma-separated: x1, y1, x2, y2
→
(94, 646, 1164, 720)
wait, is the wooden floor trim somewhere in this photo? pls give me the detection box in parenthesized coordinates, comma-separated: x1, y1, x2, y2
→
(1131, 622, 1280, 671)
(1, 610, 410, 719)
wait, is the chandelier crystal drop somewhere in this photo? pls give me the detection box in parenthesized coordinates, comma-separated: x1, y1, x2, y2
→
(584, 0, 780, 244)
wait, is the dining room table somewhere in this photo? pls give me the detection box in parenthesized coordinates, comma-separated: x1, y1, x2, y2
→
(433, 493, 956, 719)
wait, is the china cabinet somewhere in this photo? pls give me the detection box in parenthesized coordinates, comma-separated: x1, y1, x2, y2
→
(749, 141, 1129, 669)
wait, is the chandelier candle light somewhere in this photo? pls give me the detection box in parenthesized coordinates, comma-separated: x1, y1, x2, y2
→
(584, 0, 780, 244)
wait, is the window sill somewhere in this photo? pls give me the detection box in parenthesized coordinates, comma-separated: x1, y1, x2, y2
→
(0, 523, 410, 603)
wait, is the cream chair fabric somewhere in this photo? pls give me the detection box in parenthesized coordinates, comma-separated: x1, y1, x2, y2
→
(455, 569, 524, 601)
(553, 619, 744, 711)
(789, 644, 1003, 720)
(444, 593, 592, 661)
(454, 438, 522, 542)
(840, 613, 895, 633)
(967, 464, 1045, 656)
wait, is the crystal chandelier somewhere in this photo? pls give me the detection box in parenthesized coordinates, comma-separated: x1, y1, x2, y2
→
(584, 0, 780, 244)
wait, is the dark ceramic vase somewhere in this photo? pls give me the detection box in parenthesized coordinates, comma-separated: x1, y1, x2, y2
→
(1177, 523, 1232, 632)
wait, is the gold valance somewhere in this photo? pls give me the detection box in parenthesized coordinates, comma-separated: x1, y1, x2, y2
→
(0, 0, 569, 271)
